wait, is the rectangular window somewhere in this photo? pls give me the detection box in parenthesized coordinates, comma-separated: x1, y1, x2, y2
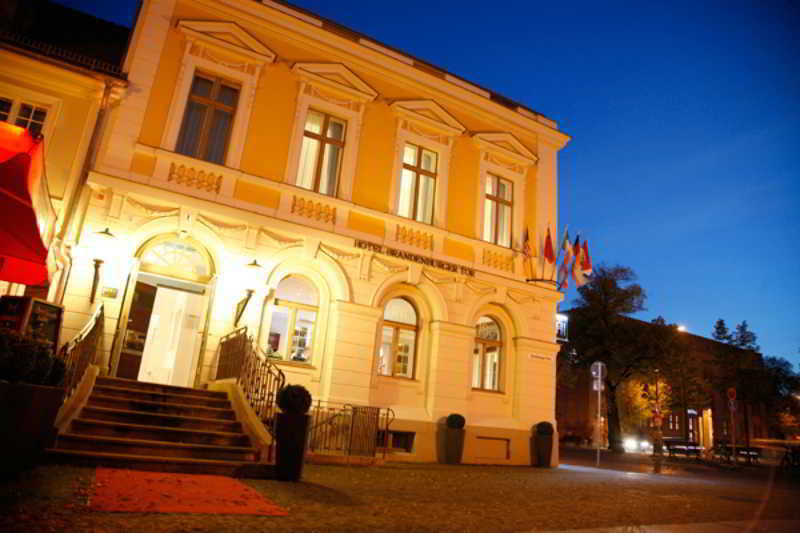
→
(398, 142, 437, 224)
(266, 302, 316, 363)
(297, 110, 345, 196)
(0, 97, 48, 137)
(482, 174, 513, 247)
(175, 74, 239, 165)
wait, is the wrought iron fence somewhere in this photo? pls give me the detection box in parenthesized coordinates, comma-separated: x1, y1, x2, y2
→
(308, 400, 395, 462)
(215, 327, 250, 380)
(58, 304, 104, 399)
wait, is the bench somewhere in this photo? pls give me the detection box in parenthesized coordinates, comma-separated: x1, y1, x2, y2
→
(712, 443, 762, 464)
(664, 439, 704, 458)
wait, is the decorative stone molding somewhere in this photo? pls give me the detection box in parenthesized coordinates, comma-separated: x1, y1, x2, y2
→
(168, 162, 223, 194)
(465, 279, 497, 296)
(473, 132, 538, 170)
(390, 100, 465, 138)
(291, 195, 337, 224)
(483, 249, 515, 273)
(320, 244, 361, 262)
(507, 288, 536, 305)
(396, 225, 433, 250)
(124, 197, 181, 218)
(257, 228, 302, 248)
(197, 214, 248, 237)
(372, 256, 408, 275)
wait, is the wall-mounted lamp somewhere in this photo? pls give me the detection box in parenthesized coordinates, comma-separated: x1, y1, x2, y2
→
(234, 259, 263, 326)
(90, 227, 116, 303)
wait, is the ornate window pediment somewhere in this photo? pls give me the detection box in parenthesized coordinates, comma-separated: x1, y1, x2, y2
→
(292, 63, 377, 105)
(177, 20, 276, 66)
(473, 132, 537, 173)
(391, 99, 465, 141)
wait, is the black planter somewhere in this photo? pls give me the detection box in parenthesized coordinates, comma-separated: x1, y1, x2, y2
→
(0, 381, 64, 475)
(535, 433, 554, 467)
(274, 412, 310, 482)
(444, 427, 465, 464)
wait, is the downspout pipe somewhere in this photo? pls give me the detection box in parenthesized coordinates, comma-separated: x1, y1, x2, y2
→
(53, 79, 122, 304)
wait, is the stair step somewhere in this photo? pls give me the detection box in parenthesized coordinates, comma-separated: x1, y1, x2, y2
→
(45, 449, 263, 477)
(92, 385, 231, 408)
(81, 406, 242, 432)
(71, 418, 251, 447)
(56, 433, 258, 462)
(87, 394, 236, 420)
(94, 377, 227, 399)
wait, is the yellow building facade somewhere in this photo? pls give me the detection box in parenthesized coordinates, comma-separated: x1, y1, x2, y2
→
(65, 0, 570, 465)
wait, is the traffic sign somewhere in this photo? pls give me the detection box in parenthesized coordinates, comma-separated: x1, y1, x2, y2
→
(729, 399, 737, 412)
(590, 361, 607, 380)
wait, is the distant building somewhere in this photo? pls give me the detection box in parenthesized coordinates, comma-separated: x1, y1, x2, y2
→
(556, 313, 768, 450)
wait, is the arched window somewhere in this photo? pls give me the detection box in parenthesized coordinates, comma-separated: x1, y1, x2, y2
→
(378, 298, 418, 378)
(473, 316, 502, 391)
(137, 233, 214, 282)
(265, 276, 318, 363)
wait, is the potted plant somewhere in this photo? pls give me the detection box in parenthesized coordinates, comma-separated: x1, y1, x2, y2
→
(532, 421, 555, 467)
(0, 330, 66, 475)
(443, 413, 466, 465)
(274, 384, 312, 481)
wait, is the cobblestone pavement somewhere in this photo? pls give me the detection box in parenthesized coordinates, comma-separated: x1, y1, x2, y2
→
(1, 461, 799, 533)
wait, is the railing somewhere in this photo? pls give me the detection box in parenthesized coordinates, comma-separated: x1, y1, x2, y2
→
(308, 400, 395, 463)
(215, 327, 285, 460)
(0, 31, 124, 76)
(58, 304, 104, 399)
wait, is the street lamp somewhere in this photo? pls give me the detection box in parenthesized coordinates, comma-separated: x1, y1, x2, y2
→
(234, 259, 263, 326)
(90, 227, 116, 303)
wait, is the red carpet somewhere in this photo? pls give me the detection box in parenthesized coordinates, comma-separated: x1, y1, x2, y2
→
(90, 468, 288, 515)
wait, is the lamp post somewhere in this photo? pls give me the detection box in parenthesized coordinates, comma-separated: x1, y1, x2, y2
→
(234, 259, 263, 327)
(90, 227, 116, 303)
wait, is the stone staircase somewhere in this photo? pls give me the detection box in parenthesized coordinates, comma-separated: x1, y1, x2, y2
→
(48, 376, 263, 476)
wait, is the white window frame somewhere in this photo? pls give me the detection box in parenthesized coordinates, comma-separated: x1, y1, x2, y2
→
(389, 100, 464, 228)
(285, 63, 376, 201)
(162, 21, 275, 169)
(0, 82, 61, 142)
(473, 133, 537, 247)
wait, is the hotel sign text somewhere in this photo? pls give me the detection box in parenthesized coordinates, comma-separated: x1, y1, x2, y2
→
(355, 240, 475, 277)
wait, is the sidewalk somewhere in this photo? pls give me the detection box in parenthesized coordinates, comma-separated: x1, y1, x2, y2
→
(541, 520, 800, 533)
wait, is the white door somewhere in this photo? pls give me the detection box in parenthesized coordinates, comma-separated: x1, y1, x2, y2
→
(138, 287, 204, 386)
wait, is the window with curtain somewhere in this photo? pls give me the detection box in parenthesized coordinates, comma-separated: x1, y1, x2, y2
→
(377, 298, 418, 378)
(175, 74, 239, 165)
(473, 316, 502, 391)
(482, 174, 513, 247)
(397, 142, 437, 224)
(266, 276, 318, 363)
(296, 109, 346, 196)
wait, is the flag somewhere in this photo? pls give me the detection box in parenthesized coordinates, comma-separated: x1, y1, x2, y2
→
(571, 236, 588, 287)
(522, 227, 532, 259)
(544, 227, 556, 264)
(557, 228, 572, 289)
(581, 240, 592, 276)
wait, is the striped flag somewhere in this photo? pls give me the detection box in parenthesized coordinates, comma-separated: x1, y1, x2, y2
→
(581, 240, 593, 276)
(557, 228, 572, 289)
(572, 236, 588, 287)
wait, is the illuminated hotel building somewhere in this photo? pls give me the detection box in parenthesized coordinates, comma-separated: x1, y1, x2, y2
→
(57, 0, 570, 465)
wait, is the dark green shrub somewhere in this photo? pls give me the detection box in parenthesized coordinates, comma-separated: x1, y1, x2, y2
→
(446, 413, 465, 429)
(0, 330, 59, 385)
(276, 384, 312, 414)
(536, 421, 554, 435)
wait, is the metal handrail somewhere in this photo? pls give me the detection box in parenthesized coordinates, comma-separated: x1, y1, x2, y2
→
(58, 304, 104, 399)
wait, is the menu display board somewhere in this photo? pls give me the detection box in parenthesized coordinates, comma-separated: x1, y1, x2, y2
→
(0, 296, 64, 350)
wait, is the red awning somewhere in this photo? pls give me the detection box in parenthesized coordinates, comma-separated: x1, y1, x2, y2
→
(0, 122, 55, 285)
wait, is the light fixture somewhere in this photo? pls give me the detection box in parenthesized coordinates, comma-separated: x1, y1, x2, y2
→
(235, 259, 263, 326)
(91, 227, 117, 303)
(677, 325, 687, 333)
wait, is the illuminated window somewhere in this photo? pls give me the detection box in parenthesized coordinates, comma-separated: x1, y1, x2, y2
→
(175, 74, 239, 164)
(0, 97, 48, 136)
(138, 235, 214, 282)
(296, 110, 346, 196)
(377, 298, 418, 378)
(473, 316, 502, 391)
(266, 276, 318, 363)
(398, 143, 437, 224)
(482, 174, 513, 247)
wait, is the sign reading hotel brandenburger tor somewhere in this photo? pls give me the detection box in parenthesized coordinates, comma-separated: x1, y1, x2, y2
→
(355, 240, 475, 277)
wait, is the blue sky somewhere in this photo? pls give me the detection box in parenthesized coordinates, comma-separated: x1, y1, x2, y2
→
(60, 0, 800, 366)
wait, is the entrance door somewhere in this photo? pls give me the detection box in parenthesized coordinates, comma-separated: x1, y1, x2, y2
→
(138, 286, 204, 387)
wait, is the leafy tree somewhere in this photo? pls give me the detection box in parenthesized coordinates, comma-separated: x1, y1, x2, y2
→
(711, 319, 762, 449)
(565, 264, 653, 453)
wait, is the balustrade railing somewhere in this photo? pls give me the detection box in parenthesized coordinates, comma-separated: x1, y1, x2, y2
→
(215, 327, 285, 460)
(58, 304, 104, 399)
